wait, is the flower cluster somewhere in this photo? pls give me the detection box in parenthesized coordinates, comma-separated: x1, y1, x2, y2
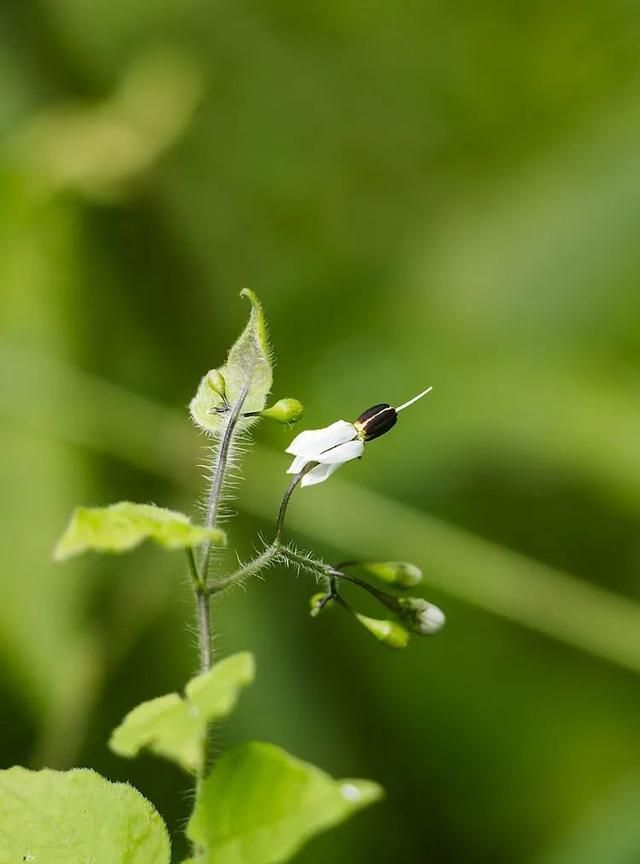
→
(282, 385, 445, 648)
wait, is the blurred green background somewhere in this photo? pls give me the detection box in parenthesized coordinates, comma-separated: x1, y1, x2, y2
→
(2, 1, 640, 862)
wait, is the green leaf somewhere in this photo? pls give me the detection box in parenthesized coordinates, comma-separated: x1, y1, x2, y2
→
(0, 767, 170, 863)
(187, 741, 383, 864)
(185, 651, 256, 715)
(110, 652, 255, 773)
(109, 693, 202, 773)
(190, 289, 272, 434)
(54, 501, 226, 561)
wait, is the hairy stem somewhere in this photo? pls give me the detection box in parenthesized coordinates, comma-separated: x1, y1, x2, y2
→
(209, 463, 315, 593)
(200, 377, 252, 583)
(190, 378, 253, 797)
(195, 589, 212, 673)
(186, 548, 212, 672)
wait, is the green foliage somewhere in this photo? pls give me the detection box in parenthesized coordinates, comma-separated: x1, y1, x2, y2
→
(54, 501, 226, 561)
(0, 767, 170, 863)
(190, 289, 273, 434)
(187, 741, 382, 864)
(110, 652, 255, 773)
(14, 48, 202, 201)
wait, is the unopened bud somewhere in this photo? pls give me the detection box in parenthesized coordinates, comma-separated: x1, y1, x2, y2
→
(309, 592, 329, 617)
(356, 613, 409, 649)
(260, 398, 304, 424)
(207, 369, 227, 399)
(359, 561, 423, 589)
(399, 597, 445, 635)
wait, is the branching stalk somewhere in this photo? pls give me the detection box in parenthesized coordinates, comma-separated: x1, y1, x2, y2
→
(209, 462, 316, 592)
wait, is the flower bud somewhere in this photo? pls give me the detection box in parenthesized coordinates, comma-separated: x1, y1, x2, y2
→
(309, 592, 329, 617)
(359, 561, 423, 589)
(354, 403, 397, 441)
(356, 613, 409, 649)
(206, 369, 227, 400)
(399, 597, 445, 635)
(260, 398, 304, 425)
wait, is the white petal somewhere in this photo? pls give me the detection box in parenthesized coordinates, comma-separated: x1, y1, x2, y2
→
(315, 439, 364, 465)
(301, 462, 342, 487)
(286, 454, 309, 474)
(285, 420, 356, 458)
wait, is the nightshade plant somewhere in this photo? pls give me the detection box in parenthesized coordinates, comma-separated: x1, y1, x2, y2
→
(0, 290, 444, 864)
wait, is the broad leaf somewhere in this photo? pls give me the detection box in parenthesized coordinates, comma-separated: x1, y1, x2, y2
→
(190, 289, 272, 434)
(187, 741, 383, 864)
(110, 652, 255, 773)
(0, 767, 170, 864)
(54, 501, 225, 561)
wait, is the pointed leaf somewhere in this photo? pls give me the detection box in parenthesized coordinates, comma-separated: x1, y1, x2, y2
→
(54, 501, 225, 561)
(190, 289, 272, 434)
(187, 741, 383, 864)
(186, 651, 255, 716)
(0, 767, 170, 864)
(109, 693, 202, 773)
(110, 652, 255, 773)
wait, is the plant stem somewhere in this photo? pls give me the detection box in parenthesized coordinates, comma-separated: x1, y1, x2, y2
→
(209, 463, 315, 592)
(195, 588, 212, 673)
(186, 548, 212, 672)
(275, 462, 315, 541)
(200, 377, 252, 583)
(190, 379, 253, 795)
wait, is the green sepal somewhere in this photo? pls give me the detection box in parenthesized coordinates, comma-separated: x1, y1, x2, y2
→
(109, 652, 255, 774)
(187, 741, 382, 864)
(54, 502, 226, 561)
(190, 289, 273, 434)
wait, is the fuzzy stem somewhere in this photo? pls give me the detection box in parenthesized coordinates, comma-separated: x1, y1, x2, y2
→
(200, 377, 252, 583)
(279, 547, 402, 612)
(209, 463, 316, 593)
(191, 377, 252, 803)
(195, 588, 212, 673)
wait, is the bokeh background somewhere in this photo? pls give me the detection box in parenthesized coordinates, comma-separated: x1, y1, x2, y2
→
(2, 1, 640, 862)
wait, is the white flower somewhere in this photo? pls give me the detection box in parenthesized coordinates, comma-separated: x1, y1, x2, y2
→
(286, 420, 364, 487)
(286, 387, 433, 488)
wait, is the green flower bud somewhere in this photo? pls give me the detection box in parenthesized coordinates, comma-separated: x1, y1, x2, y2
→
(260, 398, 304, 425)
(359, 561, 423, 589)
(399, 597, 445, 635)
(356, 613, 409, 649)
(206, 369, 227, 400)
(309, 592, 329, 617)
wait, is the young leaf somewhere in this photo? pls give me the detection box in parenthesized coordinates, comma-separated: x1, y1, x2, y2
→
(110, 652, 255, 773)
(187, 741, 383, 864)
(190, 289, 272, 434)
(185, 650, 256, 716)
(54, 501, 226, 561)
(109, 693, 202, 773)
(0, 767, 170, 864)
